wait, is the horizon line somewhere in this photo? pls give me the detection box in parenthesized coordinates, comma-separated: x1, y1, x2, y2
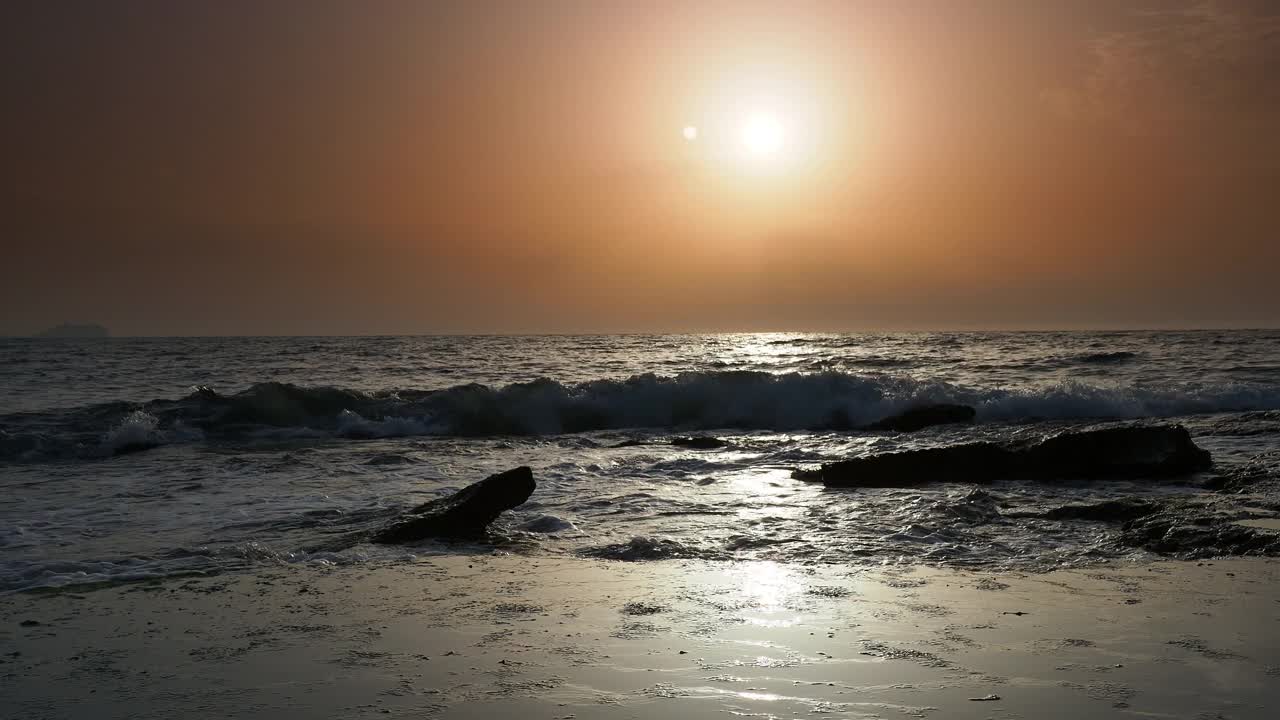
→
(6, 327, 1280, 339)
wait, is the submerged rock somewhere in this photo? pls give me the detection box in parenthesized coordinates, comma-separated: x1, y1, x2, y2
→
(1201, 450, 1280, 493)
(864, 404, 976, 432)
(1121, 510, 1280, 558)
(819, 425, 1212, 488)
(671, 436, 729, 449)
(370, 466, 535, 543)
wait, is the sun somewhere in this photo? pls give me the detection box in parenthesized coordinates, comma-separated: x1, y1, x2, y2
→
(740, 113, 785, 157)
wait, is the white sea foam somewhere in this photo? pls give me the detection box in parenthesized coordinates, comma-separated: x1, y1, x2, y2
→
(517, 515, 579, 533)
(335, 409, 436, 438)
(404, 371, 1280, 436)
(97, 411, 204, 455)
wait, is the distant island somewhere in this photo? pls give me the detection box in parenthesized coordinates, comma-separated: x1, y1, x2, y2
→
(35, 323, 110, 338)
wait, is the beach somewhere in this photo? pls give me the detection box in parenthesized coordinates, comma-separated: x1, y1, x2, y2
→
(4, 555, 1278, 719)
(3, 333, 1280, 718)
(7, 0, 1280, 715)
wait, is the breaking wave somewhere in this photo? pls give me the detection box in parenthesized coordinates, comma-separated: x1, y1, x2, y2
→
(4, 370, 1280, 459)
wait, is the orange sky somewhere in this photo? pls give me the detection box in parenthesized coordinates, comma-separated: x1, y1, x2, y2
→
(3, 0, 1278, 334)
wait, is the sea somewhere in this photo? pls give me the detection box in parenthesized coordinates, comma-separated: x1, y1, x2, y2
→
(2, 331, 1279, 593)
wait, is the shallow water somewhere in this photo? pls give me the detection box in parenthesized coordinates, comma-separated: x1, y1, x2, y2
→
(2, 332, 1279, 591)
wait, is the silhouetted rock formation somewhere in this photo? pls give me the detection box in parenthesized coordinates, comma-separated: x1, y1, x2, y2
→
(819, 425, 1211, 488)
(864, 404, 976, 432)
(35, 323, 109, 338)
(1121, 510, 1280, 558)
(820, 442, 1010, 487)
(371, 466, 535, 543)
(1018, 425, 1210, 478)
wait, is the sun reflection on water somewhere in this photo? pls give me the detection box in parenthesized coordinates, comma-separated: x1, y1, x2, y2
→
(737, 690, 783, 702)
(733, 561, 807, 629)
(740, 562, 800, 607)
(725, 466, 798, 499)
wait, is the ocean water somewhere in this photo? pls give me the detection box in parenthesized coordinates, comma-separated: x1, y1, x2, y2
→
(2, 331, 1279, 592)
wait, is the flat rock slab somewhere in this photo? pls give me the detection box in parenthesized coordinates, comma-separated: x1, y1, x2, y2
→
(820, 425, 1211, 488)
(821, 442, 1010, 487)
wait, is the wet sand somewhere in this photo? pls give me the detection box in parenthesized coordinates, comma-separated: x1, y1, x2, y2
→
(2, 557, 1278, 719)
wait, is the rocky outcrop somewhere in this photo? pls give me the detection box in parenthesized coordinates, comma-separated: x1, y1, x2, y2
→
(1016, 425, 1211, 479)
(1200, 450, 1280, 493)
(370, 466, 535, 543)
(820, 442, 1009, 488)
(864, 404, 976, 432)
(819, 425, 1212, 488)
(1120, 510, 1280, 558)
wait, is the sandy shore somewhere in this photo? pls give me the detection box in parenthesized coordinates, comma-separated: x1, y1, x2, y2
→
(2, 556, 1278, 719)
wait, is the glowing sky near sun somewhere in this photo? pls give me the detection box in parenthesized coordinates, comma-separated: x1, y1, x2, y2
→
(2, 1, 1278, 334)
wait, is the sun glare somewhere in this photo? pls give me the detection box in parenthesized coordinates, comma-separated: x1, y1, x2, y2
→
(740, 113, 785, 158)
(685, 61, 839, 179)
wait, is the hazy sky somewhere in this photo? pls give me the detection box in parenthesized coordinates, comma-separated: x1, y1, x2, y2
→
(3, 0, 1278, 335)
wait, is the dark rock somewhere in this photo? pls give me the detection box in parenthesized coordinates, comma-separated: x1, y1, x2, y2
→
(1019, 425, 1211, 479)
(1121, 511, 1280, 558)
(864, 404, 977, 432)
(820, 443, 1013, 488)
(1202, 450, 1280, 493)
(671, 436, 728, 449)
(610, 439, 648, 448)
(371, 466, 535, 543)
(819, 425, 1211, 488)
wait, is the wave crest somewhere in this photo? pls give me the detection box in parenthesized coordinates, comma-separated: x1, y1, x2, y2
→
(3, 371, 1280, 459)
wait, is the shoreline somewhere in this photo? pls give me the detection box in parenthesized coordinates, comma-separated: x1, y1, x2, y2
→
(3, 556, 1278, 719)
